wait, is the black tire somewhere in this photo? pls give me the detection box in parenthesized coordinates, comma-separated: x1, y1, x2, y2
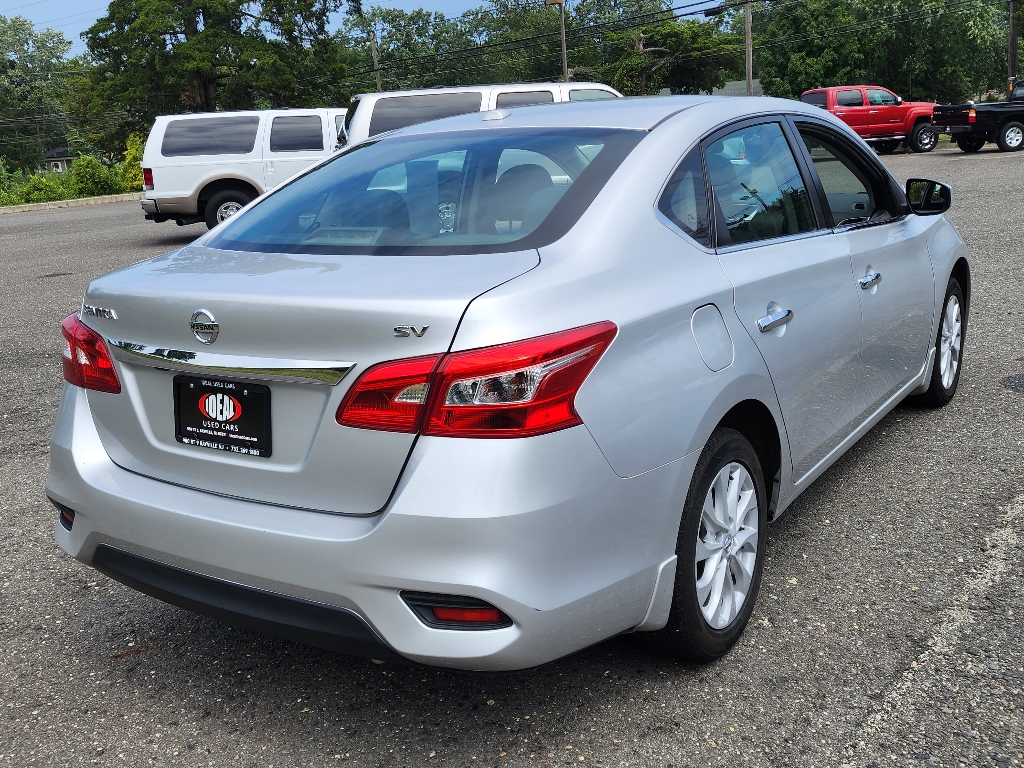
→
(204, 189, 252, 230)
(914, 277, 966, 407)
(996, 121, 1024, 152)
(956, 136, 986, 153)
(646, 428, 767, 662)
(908, 121, 937, 153)
(874, 139, 901, 155)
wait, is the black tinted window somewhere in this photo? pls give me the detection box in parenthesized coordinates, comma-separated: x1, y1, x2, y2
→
(800, 92, 827, 108)
(496, 90, 555, 108)
(658, 149, 710, 246)
(368, 93, 483, 136)
(270, 116, 323, 152)
(569, 89, 616, 101)
(706, 122, 816, 246)
(836, 89, 864, 107)
(161, 116, 260, 157)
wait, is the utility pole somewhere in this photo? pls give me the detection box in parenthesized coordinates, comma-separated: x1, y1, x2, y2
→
(1011, 0, 1019, 86)
(546, 0, 569, 82)
(369, 26, 382, 92)
(745, 0, 753, 96)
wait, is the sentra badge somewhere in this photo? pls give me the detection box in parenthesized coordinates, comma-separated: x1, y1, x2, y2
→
(190, 309, 219, 344)
(82, 304, 118, 320)
(198, 392, 241, 423)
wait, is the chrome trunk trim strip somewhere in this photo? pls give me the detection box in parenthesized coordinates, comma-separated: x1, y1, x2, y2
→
(107, 338, 354, 386)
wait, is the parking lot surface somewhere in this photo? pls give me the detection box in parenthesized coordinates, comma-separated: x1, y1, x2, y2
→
(1, 144, 1022, 768)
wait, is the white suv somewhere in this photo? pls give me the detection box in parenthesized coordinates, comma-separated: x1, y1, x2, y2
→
(141, 108, 347, 229)
(340, 82, 621, 147)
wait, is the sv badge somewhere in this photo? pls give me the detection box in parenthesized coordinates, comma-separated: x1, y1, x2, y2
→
(394, 325, 429, 338)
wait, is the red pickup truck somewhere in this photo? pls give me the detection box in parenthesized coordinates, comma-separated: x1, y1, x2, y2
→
(799, 86, 938, 153)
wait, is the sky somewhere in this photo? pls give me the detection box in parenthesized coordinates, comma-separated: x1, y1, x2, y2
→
(3, 0, 482, 58)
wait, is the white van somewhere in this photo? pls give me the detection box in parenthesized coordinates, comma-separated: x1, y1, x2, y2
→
(141, 107, 347, 229)
(340, 82, 621, 146)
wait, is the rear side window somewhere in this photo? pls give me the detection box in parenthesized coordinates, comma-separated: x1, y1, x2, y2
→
(836, 89, 864, 107)
(496, 91, 555, 108)
(568, 89, 617, 101)
(368, 93, 483, 137)
(705, 122, 816, 246)
(270, 116, 323, 152)
(161, 116, 260, 157)
(800, 92, 828, 109)
(658, 149, 710, 247)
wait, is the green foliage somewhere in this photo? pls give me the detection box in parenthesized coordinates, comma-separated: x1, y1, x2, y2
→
(118, 133, 146, 192)
(0, 151, 139, 207)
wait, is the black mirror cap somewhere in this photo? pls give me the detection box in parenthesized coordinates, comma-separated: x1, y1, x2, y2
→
(906, 178, 952, 215)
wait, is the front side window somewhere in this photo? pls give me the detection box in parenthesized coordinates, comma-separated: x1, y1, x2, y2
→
(270, 116, 323, 152)
(797, 125, 896, 226)
(206, 128, 644, 255)
(658, 149, 710, 246)
(866, 89, 898, 107)
(368, 93, 484, 137)
(161, 116, 260, 157)
(705, 122, 816, 246)
(568, 89, 617, 101)
(496, 91, 555, 108)
(836, 89, 864, 107)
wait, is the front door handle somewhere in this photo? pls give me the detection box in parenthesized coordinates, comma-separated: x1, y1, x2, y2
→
(859, 272, 882, 289)
(757, 308, 794, 333)
(869, 109, 879, 114)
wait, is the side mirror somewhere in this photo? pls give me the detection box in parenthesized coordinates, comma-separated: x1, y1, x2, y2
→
(896, 96, 903, 105)
(906, 178, 952, 215)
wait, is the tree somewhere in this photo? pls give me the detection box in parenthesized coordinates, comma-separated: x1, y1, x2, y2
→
(0, 16, 78, 171)
(69, 0, 349, 153)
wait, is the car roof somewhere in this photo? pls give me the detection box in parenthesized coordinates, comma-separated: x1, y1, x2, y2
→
(353, 82, 617, 102)
(387, 95, 829, 136)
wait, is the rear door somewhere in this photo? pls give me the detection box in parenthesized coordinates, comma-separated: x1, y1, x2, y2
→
(793, 119, 934, 417)
(264, 111, 328, 189)
(708, 117, 864, 479)
(834, 88, 871, 137)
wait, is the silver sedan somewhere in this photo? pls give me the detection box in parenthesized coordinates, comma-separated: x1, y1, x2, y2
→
(47, 96, 969, 670)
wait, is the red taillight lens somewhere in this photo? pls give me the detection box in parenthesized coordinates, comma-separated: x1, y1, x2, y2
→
(431, 606, 502, 623)
(142, 168, 154, 190)
(336, 322, 617, 438)
(336, 354, 440, 433)
(968, 108, 976, 123)
(423, 322, 617, 438)
(61, 314, 121, 394)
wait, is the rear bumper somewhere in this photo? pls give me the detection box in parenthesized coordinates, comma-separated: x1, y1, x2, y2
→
(928, 124, 973, 135)
(46, 384, 693, 671)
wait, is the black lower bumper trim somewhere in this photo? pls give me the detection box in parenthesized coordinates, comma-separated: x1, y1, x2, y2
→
(91, 545, 405, 662)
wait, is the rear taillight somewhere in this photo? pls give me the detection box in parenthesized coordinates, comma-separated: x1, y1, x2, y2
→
(142, 168, 154, 190)
(968, 108, 976, 123)
(61, 313, 121, 394)
(336, 322, 616, 438)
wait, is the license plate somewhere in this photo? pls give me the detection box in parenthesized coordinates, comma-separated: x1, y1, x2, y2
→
(174, 375, 272, 457)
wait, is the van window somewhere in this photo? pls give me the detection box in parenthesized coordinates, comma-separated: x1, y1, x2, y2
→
(270, 116, 323, 152)
(161, 116, 260, 157)
(800, 92, 828, 109)
(368, 93, 484, 137)
(835, 89, 864, 107)
(207, 127, 644, 256)
(568, 89, 616, 101)
(495, 91, 555, 108)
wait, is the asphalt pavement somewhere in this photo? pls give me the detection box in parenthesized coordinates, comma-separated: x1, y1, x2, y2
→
(1, 142, 1022, 768)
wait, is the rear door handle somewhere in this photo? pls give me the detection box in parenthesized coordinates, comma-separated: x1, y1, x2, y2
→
(859, 272, 882, 289)
(757, 309, 794, 332)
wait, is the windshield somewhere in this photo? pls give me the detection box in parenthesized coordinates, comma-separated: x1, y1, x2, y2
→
(206, 128, 644, 255)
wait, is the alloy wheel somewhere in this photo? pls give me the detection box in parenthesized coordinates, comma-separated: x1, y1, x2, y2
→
(918, 130, 937, 150)
(216, 201, 244, 222)
(1006, 126, 1024, 149)
(695, 461, 759, 630)
(940, 294, 962, 390)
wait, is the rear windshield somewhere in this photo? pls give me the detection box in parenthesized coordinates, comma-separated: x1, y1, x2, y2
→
(800, 92, 828, 109)
(161, 116, 260, 157)
(206, 128, 643, 256)
(368, 93, 484, 136)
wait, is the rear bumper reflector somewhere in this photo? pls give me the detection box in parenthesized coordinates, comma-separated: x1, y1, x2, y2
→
(50, 498, 75, 531)
(401, 591, 512, 630)
(91, 545, 406, 662)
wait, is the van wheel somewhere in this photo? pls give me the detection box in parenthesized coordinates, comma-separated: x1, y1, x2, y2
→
(908, 122, 937, 153)
(956, 137, 985, 153)
(996, 122, 1024, 152)
(205, 190, 252, 230)
(646, 428, 766, 662)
